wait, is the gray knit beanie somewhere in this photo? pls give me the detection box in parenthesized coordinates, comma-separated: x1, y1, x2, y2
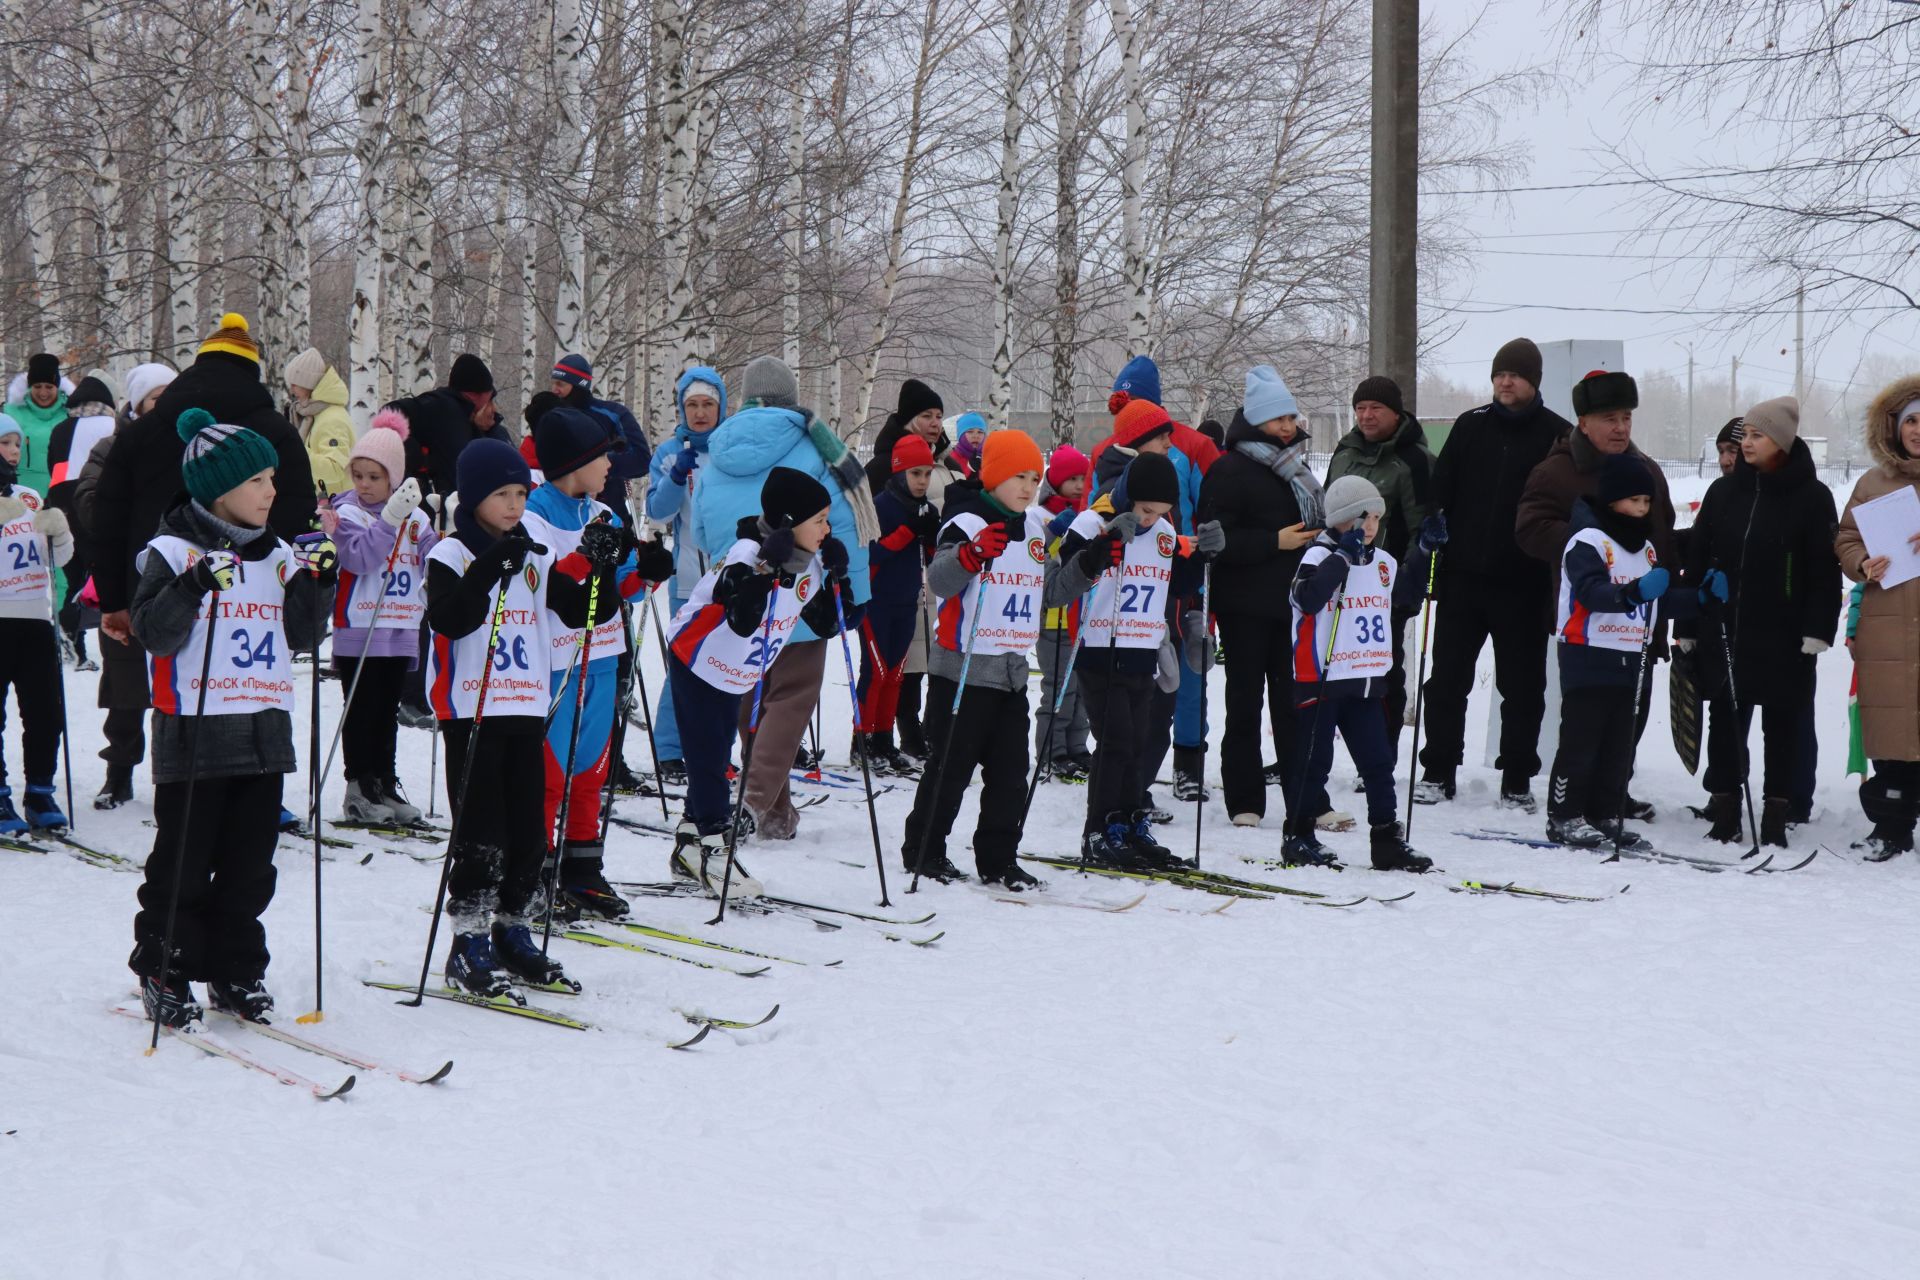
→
(742, 356, 799, 408)
(1324, 475, 1385, 527)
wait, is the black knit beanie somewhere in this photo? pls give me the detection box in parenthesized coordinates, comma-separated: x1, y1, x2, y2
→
(1715, 417, 1745, 449)
(449, 353, 494, 395)
(1491, 338, 1543, 388)
(26, 353, 59, 387)
(1597, 454, 1655, 506)
(761, 466, 832, 530)
(1124, 452, 1179, 507)
(895, 378, 943, 422)
(1351, 375, 1404, 415)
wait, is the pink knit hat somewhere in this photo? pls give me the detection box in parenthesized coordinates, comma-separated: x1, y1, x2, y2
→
(1045, 444, 1090, 490)
(349, 409, 410, 485)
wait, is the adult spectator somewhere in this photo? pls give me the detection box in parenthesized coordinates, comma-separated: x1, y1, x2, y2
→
(46, 373, 117, 669)
(1835, 377, 1920, 860)
(1416, 339, 1569, 810)
(385, 352, 509, 500)
(1326, 374, 1434, 751)
(550, 353, 651, 515)
(284, 347, 357, 499)
(1681, 396, 1837, 848)
(1715, 418, 1742, 477)
(1196, 364, 1323, 829)
(692, 355, 877, 838)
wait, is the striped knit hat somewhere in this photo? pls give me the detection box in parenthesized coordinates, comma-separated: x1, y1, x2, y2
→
(198, 312, 261, 365)
(177, 407, 277, 504)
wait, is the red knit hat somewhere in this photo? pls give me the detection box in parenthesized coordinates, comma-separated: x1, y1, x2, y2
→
(891, 434, 936, 473)
(1113, 398, 1173, 448)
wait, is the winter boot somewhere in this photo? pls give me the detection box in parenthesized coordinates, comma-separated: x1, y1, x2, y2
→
(656, 758, 688, 786)
(0, 787, 27, 835)
(1230, 812, 1261, 828)
(1545, 814, 1608, 848)
(206, 977, 275, 1023)
(1171, 746, 1210, 802)
(140, 973, 202, 1028)
(396, 699, 437, 730)
(1623, 794, 1657, 822)
(379, 776, 423, 825)
(94, 765, 133, 811)
(1314, 808, 1357, 832)
(1855, 824, 1914, 863)
(1702, 792, 1743, 843)
(341, 777, 398, 824)
(1760, 797, 1790, 849)
(1129, 810, 1191, 869)
(23, 783, 67, 831)
(71, 629, 98, 672)
(445, 931, 513, 998)
(559, 844, 630, 919)
(982, 862, 1044, 893)
(897, 707, 928, 760)
(1279, 821, 1340, 868)
(903, 847, 968, 883)
(1369, 821, 1433, 873)
(1081, 813, 1140, 868)
(491, 922, 578, 990)
(1412, 773, 1455, 806)
(671, 824, 764, 898)
(1500, 773, 1537, 814)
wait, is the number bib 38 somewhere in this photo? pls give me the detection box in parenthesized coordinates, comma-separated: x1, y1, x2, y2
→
(1069, 509, 1175, 650)
(934, 509, 1050, 656)
(332, 504, 431, 632)
(140, 535, 298, 716)
(0, 486, 51, 613)
(426, 538, 558, 719)
(1291, 545, 1399, 683)
(668, 538, 817, 694)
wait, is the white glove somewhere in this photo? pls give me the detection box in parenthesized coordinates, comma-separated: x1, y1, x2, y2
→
(33, 507, 67, 540)
(440, 493, 459, 529)
(382, 477, 423, 527)
(1674, 638, 1695, 654)
(0, 496, 26, 523)
(1801, 637, 1829, 656)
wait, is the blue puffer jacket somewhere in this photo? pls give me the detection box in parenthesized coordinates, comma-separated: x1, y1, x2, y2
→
(692, 402, 872, 641)
(646, 366, 727, 596)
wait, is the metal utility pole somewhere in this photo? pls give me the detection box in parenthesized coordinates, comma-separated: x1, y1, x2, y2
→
(1368, 0, 1418, 412)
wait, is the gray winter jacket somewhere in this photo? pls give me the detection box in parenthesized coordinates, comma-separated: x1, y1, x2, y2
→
(130, 502, 325, 784)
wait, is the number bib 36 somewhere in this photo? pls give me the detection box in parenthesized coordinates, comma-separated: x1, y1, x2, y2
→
(332, 504, 431, 632)
(426, 538, 558, 719)
(140, 535, 298, 716)
(1291, 545, 1399, 683)
(1070, 509, 1175, 650)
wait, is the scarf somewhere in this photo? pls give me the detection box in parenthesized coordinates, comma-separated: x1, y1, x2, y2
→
(804, 413, 881, 544)
(1235, 437, 1323, 528)
(1594, 504, 1650, 554)
(289, 395, 323, 441)
(189, 499, 273, 550)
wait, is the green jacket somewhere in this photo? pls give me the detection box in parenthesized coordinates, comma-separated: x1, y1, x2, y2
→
(5, 390, 68, 495)
(1325, 410, 1434, 562)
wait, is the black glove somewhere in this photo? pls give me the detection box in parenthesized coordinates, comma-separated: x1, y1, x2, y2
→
(1336, 528, 1369, 563)
(720, 569, 776, 636)
(819, 535, 849, 576)
(1075, 531, 1124, 578)
(579, 519, 624, 572)
(913, 503, 940, 545)
(189, 550, 239, 595)
(761, 525, 796, 568)
(634, 536, 674, 583)
(479, 527, 537, 583)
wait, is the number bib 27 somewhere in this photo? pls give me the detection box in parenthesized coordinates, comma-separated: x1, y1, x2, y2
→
(140, 535, 298, 716)
(1070, 510, 1176, 650)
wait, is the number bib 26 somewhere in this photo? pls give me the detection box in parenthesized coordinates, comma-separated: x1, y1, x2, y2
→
(667, 538, 817, 694)
(140, 535, 298, 716)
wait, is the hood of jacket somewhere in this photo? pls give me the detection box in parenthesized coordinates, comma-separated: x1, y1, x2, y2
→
(1335, 410, 1426, 462)
(1867, 373, 1920, 480)
(675, 365, 728, 449)
(707, 404, 812, 479)
(312, 365, 349, 408)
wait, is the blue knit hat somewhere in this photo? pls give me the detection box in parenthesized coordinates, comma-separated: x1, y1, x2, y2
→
(1244, 365, 1299, 424)
(552, 353, 593, 391)
(533, 406, 615, 480)
(1111, 355, 1162, 409)
(456, 437, 533, 518)
(176, 407, 277, 505)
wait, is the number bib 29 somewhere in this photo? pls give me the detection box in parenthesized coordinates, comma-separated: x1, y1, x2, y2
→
(426, 537, 558, 719)
(140, 535, 298, 716)
(331, 504, 432, 632)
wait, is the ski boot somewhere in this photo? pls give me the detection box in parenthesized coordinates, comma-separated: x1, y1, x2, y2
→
(1279, 823, 1340, 869)
(671, 823, 765, 897)
(900, 842, 968, 884)
(1128, 809, 1190, 869)
(655, 758, 688, 786)
(491, 923, 579, 991)
(1702, 792, 1743, 843)
(1545, 815, 1608, 848)
(1412, 773, 1455, 806)
(396, 700, 437, 731)
(1760, 797, 1790, 848)
(1623, 794, 1657, 823)
(1498, 782, 1538, 815)
(0, 787, 28, 835)
(1139, 793, 1174, 825)
(206, 977, 275, 1023)
(1049, 756, 1088, 784)
(1171, 746, 1210, 802)
(341, 777, 398, 824)
(982, 862, 1044, 893)
(559, 844, 630, 919)
(610, 757, 649, 795)
(94, 765, 133, 811)
(1369, 821, 1432, 872)
(446, 931, 514, 998)
(849, 733, 893, 778)
(379, 776, 423, 825)
(1080, 814, 1141, 869)
(1587, 817, 1652, 852)
(277, 807, 302, 834)
(22, 783, 66, 832)
(140, 973, 202, 1028)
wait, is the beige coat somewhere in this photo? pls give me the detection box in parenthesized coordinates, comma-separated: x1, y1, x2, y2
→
(1835, 373, 1920, 761)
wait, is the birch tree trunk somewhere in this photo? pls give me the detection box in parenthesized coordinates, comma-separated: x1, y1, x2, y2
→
(80, 0, 127, 371)
(549, 0, 589, 355)
(988, 0, 1030, 430)
(1110, 0, 1150, 350)
(782, 4, 808, 368)
(1049, 0, 1089, 445)
(283, 0, 315, 353)
(484, 183, 511, 380)
(519, 214, 540, 409)
(7, 4, 64, 355)
(164, 13, 204, 368)
(393, 0, 435, 394)
(244, 0, 286, 378)
(349, 0, 389, 426)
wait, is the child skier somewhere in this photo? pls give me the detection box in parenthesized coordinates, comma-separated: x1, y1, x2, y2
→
(525, 406, 673, 918)
(853, 433, 938, 777)
(665, 467, 859, 896)
(425, 438, 620, 997)
(1055, 452, 1223, 867)
(1547, 455, 1721, 847)
(901, 430, 1087, 891)
(1286, 475, 1443, 872)
(326, 409, 434, 824)
(1036, 445, 1092, 780)
(128, 407, 330, 1026)
(0, 414, 74, 833)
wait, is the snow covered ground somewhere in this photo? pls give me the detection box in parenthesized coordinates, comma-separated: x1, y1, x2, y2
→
(6, 465, 1918, 1279)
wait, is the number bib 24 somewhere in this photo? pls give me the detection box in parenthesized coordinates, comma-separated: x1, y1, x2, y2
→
(0, 486, 51, 613)
(426, 537, 558, 719)
(1291, 545, 1399, 683)
(934, 508, 1050, 656)
(331, 504, 431, 632)
(140, 535, 298, 716)
(668, 538, 818, 694)
(1068, 509, 1175, 650)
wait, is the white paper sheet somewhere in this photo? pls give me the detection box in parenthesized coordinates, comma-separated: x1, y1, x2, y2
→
(1853, 484, 1920, 589)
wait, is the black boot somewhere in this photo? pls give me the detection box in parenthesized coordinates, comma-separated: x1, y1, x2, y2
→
(1369, 821, 1432, 872)
(1760, 797, 1789, 849)
(491, 922, 579, 990)
(140, 973, 202, 1028)
(1172, 746, 1209, 802)
(1702, 792, 1743, 843)
(94, 765, 134, 811)
(206, 977, 275, 1023)
(1280, 819, 1340, 868)
(1128, 809, 1190, 869)
(1855, 823, 1915, 862)
(559, 845, 630, 919)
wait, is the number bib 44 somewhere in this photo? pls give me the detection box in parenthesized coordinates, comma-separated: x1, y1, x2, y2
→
(668, 538, 817, 694)
(332, 505, 431, 632)
(426, 539, 558, 719)
(935, 509, 1050, 656)
(0, 486, 50, 611)
(1291, 546, 1399, 683)
(140, 536, 298, 716)
(1070, 510, 1175, 649)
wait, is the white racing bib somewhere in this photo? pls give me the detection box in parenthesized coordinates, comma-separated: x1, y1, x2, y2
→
(331, 504, 432, 632)
(525, 509, 629, 667)
(1291, 544, 1399, 683)
(1068, 509, 1176, 650)
(140, 535, 298, 716)
(0, 487, 51, 613)
(933, 508, 1050, 656)
(426, 536, 558, 719)
(1558, 526, 1658, 652)
(668, 538, 819, 693)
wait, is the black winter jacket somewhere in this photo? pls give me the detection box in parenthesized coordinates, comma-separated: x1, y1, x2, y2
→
(387, 386, 512, 501)
(1679, 437, 1841, 697)
(1430, 396, 1569, 582)
(1194, 410, 1309, 621)
(92, 353, 317, 613)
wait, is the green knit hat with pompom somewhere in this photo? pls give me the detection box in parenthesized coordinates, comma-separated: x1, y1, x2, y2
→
(176, 406, 277, 505)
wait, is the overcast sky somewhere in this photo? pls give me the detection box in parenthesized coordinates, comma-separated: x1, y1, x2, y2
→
(1424, 0, 1920, 403)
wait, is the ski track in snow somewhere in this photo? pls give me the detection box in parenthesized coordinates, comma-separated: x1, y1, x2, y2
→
(6, 470, 1919, 1278)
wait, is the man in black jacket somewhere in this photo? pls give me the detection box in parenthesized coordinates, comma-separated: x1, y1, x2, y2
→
(1416, 338, 1570, 809)
(386, 353, 511, 501)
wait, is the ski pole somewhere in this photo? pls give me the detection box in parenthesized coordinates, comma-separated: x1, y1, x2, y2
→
(53, 620, 73, 828)
(1403, 550, 1440, 835)
(146, 579, 225, 1054)
(402, 580, 512, 1008)
(623, 596, 671, 821)
(302, 602, 323, 1022)
(426, 719, 438, 818)
(908, 573, 991, 893)
(1713, 605, 1764, 860)
(540, 564, 601, 956)
(1606, 604, 1661, 865)
(830, 579, 891, 906)
(710, 583, 780, 925)
(1017, 583, 1096, 834)
(1191, 562, 1213, 871)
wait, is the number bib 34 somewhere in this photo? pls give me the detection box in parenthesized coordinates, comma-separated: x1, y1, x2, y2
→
(140, 536, 299, 716)
(426, 538, 558, 719)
